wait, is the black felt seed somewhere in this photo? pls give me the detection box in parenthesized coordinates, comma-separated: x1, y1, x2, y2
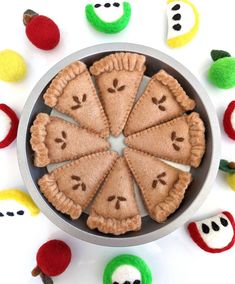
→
(220, 217, 228, 227)
(6, 212, 14, 217)
(113, 2, 120, 7)
(17, 210, 24, 216)
(104, 3, 111, 8)
(172, 4, 180, 10)
(173, 24, 182, 31)
(94, 3, 101, 8)
(124, 282, 131, 284)
(0, 212, 4, 217)
(172, 13, 181, 21)
(202, 223, 210, 234)
(113, 282, 119, 284)
(212, 221, 220, 232)
(134, 281, 141, 284)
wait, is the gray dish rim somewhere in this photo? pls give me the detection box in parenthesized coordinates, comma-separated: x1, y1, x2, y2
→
(17, 43, 221, 247)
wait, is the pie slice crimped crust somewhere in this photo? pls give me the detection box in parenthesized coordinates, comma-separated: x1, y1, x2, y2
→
(90, 52, 146, 136)
(43, 61, 109, 138)
(87, 157, 141, 235)
(124, 69, 196, 136)
(124, 148, 192, 223)
(125, 112, 205, 168)
(30, 113, 110, 167)
(38, 151, 119, 220)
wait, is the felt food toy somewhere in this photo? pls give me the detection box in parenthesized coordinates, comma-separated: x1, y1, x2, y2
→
(38, 151, 118, 220)
(90, 52, 146, 136)
(208, 50, 235, 89)
(23, 9, 60, 50)
(87, 157, 141, 235)
(188, 212, 235, 253)
(30, 113, 110, 167)
(43, 61, 109, 138)
(0, 104, 19, 149)
(167, 0, 199, 48)
(32, 240, 71, 284)
(0, 50, 26, 82)
(0, 189, 40, 217)
(125, 112, 206, 168)
(103, 254, 152, 284)
(85, 1, 131, 34)
(124, 148, 192, 223)
(124, 69, 196, 136)
(219, 159, 235, 191)
(223, 101, 235, 140)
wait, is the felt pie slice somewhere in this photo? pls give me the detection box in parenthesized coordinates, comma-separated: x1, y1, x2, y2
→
(87, 157, 141, 235)
(90, 52, 146, 136)
(30, 113, 110, 167)
(124, 69, 196, 136)
(124, 148, 192, 223)
(125, 112, 205, 168)
(43, 61, 109, 138)
(38, 151, 118, 220)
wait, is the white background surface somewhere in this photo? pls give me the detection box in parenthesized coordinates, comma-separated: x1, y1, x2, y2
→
(0, 0, 235, 283)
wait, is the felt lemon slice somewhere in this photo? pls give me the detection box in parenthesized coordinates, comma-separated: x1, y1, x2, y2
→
(85, 2, 131, 34)
(167, 0, 199, 48)
(0, 189, 40, 216)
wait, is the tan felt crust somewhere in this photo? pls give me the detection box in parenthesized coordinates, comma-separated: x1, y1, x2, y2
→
(30, 113, 51, 167)
(38, 151, 119, 220)
(155, 70, 196, 111)
(125, 112, 206, 168)
(90, 52, 146, 76)
(38, 173, 82, 220)
(43, 61, 109, 138)
(87, 213, 141, 235)
(151, 172, 192, 223)
(30, 113, 110, 167)
(44, 61, 87, 107)
(124, 148, 192, 223)
(124, 70, 196, 136)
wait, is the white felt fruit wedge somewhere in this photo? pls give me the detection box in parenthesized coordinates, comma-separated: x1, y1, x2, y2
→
(188, 212, 235, 253)
(167, 0, 199, 48)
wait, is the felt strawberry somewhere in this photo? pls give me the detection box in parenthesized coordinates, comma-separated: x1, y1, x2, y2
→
(0, 104, 19, 149)
(23, 9, 60, 50)
(223, 101, 235, 140)
(31, 240, 72, 284)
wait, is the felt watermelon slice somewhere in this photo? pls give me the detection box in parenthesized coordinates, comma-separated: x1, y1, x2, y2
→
(188, 212, 235, 253)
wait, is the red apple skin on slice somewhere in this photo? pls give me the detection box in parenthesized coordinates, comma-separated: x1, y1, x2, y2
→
(223, 101, 235, 140)
(188, 211, 235, 253)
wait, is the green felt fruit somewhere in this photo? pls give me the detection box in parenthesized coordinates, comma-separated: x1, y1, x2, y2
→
(208, 56, 235, 89)
(219, 160, 235, 174)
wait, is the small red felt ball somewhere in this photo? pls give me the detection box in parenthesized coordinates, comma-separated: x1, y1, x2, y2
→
(24, 10, 60, 50)
(36, 240, 72, 277)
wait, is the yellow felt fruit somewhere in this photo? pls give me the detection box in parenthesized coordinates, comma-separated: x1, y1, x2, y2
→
(167, 0, 199, 48)
(227, 174, 235, 191)
(0, 49, 27, 82)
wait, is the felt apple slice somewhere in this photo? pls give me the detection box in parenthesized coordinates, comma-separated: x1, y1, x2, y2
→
(0, 104, 19, 149)
(188, 211, 235, 253)
(223, 101, 235, 140)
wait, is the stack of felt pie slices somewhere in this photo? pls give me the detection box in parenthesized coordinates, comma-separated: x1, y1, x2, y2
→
(30, 52, 206, 236)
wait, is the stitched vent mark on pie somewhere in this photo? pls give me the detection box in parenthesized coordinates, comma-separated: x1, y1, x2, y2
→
(90, 52, 146, 136)
(124, 148, 192, 223)
(124, 69, 196, 136)
(87, 157, 141, 235)
(38, 151, 119, 220)
(30, 113, 110, 167)
(125, 112, 205, 168)
(43, 60, 109, 138)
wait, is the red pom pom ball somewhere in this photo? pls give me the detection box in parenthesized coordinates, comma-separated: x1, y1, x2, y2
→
(23, 10, 60, 50)
(32, 240, 72, 280)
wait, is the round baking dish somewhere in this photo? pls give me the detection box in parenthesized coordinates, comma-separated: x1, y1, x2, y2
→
(17, 43, 220, 247)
